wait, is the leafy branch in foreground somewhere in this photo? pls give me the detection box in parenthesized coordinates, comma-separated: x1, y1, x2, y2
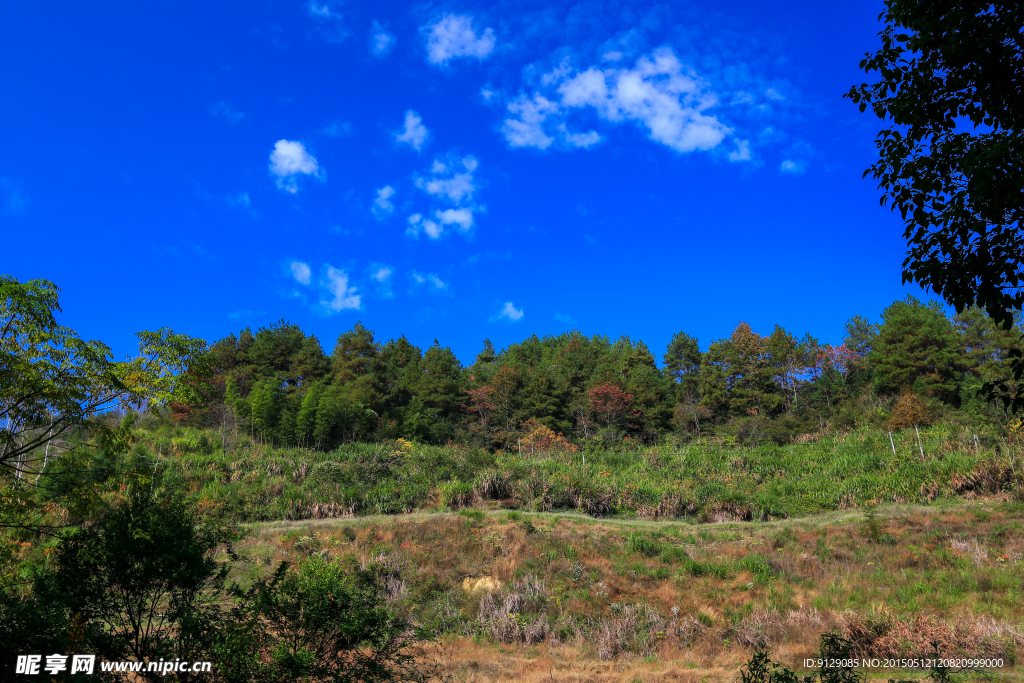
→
(0, 275, 210, 531)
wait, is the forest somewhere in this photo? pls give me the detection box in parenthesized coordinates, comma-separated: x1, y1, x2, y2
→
(178, 296, 1023, 451)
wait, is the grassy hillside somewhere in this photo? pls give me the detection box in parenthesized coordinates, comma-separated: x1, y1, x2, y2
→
(136, 422, 1021, 524)
(231, 502, 1024, 682)
(73, 420, 1020, 681)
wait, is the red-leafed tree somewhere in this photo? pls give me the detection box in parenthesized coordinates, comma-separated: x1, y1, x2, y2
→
(818, 344, 862, 380)
(587, 384, 638, 430)
(466, 385, 495, 428)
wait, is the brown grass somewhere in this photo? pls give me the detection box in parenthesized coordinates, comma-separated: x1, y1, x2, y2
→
(234, 499, 1024, 682)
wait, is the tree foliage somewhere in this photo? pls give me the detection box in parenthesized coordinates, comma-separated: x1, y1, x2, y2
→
(846, 0, 1024, 328)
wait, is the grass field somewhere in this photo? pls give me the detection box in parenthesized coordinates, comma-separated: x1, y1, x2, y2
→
(117, 423, 1024, 681)
(223, 500, 1024, 682)
(145, 423, 1020, 524)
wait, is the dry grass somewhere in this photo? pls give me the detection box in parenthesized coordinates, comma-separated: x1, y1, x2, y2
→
(232, 499, 1024, 682)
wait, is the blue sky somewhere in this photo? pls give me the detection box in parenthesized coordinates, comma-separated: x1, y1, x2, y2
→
(1, 0, 927, 364)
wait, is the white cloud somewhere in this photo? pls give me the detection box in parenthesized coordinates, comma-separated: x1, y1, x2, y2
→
(307, 1, 347, 42)
(728, 139, 751, 162)
(396, 110, 429, 150)
(780, 159, 806, 173)
(321, 266, 361, 311)
(554, 312, 576, 325)
(368, 263, 394, 298)
(405, 213, 444, 239)
(423, 219, 442, 238)
(502, 93, 558, 149)
(405, 152, 482, 239)
(415, 155, 477, 203)
(307, 1, 333, 18)
(290, 261, 312, 285)
(269, 140, 322, 193)
(373, 185, 395, 218)
(370, 21, 395, 57)
(411, 271, 447, 290)
(561, 126, 601, 148)
(765, 88, 785, 101)
(495, 301, 524, 322)
(501, 47, 730, 155)
(424, 14, 495, 65)
(435, 207, 474, 231)
(210, 101, 244, 124)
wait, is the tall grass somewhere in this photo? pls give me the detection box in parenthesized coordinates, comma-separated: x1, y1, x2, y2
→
(137, 423, 1018, 523)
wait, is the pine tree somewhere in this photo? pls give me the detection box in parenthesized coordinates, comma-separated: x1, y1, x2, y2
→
(870, 296, 962, 400)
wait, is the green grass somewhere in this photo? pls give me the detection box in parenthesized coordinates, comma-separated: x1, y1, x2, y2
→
(130, 423, 1018, 524)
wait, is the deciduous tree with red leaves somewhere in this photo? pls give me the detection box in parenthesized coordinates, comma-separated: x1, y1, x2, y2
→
(587, 384, 638, 431)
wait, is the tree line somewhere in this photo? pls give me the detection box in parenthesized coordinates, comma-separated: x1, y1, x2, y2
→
(179, 296, 1022, 450)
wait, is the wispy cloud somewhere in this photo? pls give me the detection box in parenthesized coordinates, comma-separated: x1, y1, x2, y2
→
(423, 14, 495, 65)
(290, 261, 312, 285)
(372, 185, 395, 219)
(370, 20, 395, 57)
(554, 312, 576, 325)
(395, 110, 429, 151)
(269, 140, 322, 193)
(780, 159, 806, 174)
(307, 1, 347, 42)
(368, 263, 394, 298)
(405, 154, 481, 239)
(210, 101, 244, 124)
(411, 271, 448, 292)
(415, 155, 477, 203)
(321, 265, 361, 311)
(493, 301, 524, 323)
(501, 48, 730, 154)
(728, 140, 752, 162)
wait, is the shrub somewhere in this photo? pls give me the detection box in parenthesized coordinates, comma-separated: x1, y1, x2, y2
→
(889, 390, 932, 430)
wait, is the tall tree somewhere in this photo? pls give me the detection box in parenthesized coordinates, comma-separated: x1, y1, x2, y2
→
(869, 296, 963, 400)
(331, 322, 379, 385)
(663, 331, 702, 397)
(846, 0, 1024, 329)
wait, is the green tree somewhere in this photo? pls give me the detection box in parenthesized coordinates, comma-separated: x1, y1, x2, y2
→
(414, 342, 465, 421)
(296, 381, 327, 448)
(663, 331, 702, 397)
(869, 296, 963, 400)
(371, 337, 422, 432)
(0, 276, 209, 532)
(248, 378, 284, 443)
(332, 322, 379, 385)
(33, 489, 234, 680)
(846, 0, 1024, 329)
(252, 556, 430, 683)
(766, 325, 801, 413)
(955, 307, 1023, 419)
(314, 384, 378, 449)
